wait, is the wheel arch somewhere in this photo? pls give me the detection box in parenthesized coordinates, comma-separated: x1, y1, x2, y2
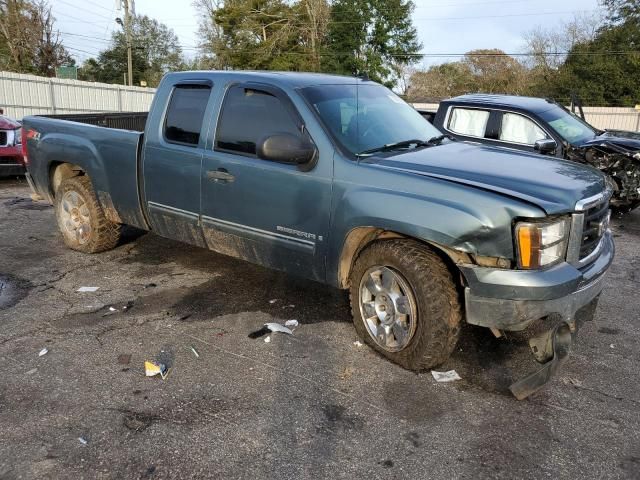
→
(336, 227, 472, 290)
(49, 162, 86, 198)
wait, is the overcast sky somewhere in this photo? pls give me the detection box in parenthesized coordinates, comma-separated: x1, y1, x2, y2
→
(51, 0, 604, 69)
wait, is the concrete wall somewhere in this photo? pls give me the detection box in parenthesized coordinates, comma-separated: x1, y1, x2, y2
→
(0, 71, 156, 119)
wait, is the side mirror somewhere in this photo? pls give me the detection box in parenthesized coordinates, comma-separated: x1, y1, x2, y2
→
(257, 133, 316, 165)
(534, 139, 557, 155)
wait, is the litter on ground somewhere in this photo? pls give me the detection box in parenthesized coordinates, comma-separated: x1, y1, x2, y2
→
(265, 322, 293, 335)
(284, 319, 299, 328)
(25, 368, 37, 375)
(353, 341, 363, 347)
(117, 354, 131, 365)
(145, 360, 169, 379)
(264, 336, 271, 343)
(77, 286, 99, 292)
(190, 346, 200, 358)
(78, 437, 88, 445)
(38, 348, 48, 357)
(269, 299, 278, 304)
(431, 370, 462, 383)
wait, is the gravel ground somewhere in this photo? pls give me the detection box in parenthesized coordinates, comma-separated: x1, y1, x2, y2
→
(0, 177, 639, 480)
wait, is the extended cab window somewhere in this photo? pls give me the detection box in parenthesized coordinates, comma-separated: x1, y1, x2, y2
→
(499, 112, 548, 145)
(448, 108, 490, 137)
(216, 86, 299, 155)
(164, 84, 211, 146)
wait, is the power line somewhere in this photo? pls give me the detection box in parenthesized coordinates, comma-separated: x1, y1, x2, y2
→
(53, 0, 116, 21)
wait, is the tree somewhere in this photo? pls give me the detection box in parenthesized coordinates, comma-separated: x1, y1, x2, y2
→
(324, 0, 421, 87)
(0, 0, 72, 76)
(547, 21, 640, 106)
(194, 0, 320, 71)
(601, 0, 640, 24)
(408, 62, 474, 100)
(79, 15, 183, 86)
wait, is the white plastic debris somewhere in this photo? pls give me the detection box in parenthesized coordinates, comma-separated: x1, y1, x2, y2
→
(269, 299, 278, 304)
(25, 368, 37, 375)
(610, 344, 615, 349)
(353, 341, 363, 347)
(431, 370, 461, 382)
(264, 336, 271, 343)
(284, 319, 299, 328)
(265, 322, 293, 335)
(77, 286, 99, 292)
(38, 348, 48, 357)
(78, 437, 88, 445)
(190, 346, 200, 358)
(109, 307, 116, 312)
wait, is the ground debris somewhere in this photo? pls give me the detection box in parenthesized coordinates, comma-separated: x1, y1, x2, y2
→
(431, 370, 461, 382)
(145, 361, 168, 379)
(117, 354, 131, 365)
(77, 286, 99, 292)
(38, 348, 48, 357)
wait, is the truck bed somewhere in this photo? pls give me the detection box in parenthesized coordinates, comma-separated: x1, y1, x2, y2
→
(41, 112, 148, 132)
(22, 114, 148, 228)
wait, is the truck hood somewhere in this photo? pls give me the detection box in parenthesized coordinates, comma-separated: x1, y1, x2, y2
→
(367, 142, 606, 214)
(579, 130, 640, 154)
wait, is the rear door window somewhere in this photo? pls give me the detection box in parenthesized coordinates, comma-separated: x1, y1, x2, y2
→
(215, 86, 300, 156)
(448, 107, 490, 138)
(164, 84, 212, 146)
(499, 112, 548, 145)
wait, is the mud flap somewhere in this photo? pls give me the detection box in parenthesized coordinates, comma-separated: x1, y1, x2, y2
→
(510, 323, 572, 400)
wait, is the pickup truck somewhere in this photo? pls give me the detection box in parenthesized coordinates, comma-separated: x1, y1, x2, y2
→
(421, 94, 640, 212)
(22, 71, 614, 399)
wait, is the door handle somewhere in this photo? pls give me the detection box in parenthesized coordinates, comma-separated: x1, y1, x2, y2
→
(206, 168, 235, 183)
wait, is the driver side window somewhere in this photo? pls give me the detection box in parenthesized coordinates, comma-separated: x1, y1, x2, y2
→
(215, 86, 300, 156)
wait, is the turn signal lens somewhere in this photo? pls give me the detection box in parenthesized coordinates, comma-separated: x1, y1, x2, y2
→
(516, 218, 569, 269)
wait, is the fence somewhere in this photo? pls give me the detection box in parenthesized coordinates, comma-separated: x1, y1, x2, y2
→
(412, 103, 640, 132)
(0, 71, 156, 119)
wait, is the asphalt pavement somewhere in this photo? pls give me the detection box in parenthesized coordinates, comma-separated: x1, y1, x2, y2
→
(1, 177, 639, 479)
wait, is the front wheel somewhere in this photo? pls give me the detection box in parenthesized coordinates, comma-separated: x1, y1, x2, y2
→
(54, 175, 122, 253)
(349, 239, 462, 371)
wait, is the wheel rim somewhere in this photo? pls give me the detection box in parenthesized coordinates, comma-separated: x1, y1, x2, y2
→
(358, 266, 418, 352)
(59, 190, 92, 245)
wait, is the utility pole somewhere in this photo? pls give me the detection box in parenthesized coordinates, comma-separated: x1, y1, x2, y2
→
(122, 0, 133, 86)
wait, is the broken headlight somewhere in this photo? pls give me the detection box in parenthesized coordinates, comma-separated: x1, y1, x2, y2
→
(515, 218, 570, 269)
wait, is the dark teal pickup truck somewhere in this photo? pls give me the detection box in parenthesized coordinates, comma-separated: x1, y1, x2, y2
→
(22, 71, 614, 399)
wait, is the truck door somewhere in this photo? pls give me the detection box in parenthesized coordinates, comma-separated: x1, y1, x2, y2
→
(141, 82, 213, 246)
(200, 83, 332, 282)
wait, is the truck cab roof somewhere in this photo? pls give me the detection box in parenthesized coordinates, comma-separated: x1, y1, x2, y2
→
(163, 70, 375, 89)
(447, 94, 559, 114)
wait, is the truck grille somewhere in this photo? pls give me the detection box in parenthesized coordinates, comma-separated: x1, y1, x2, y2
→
(579, 198, 610, 260)
(0, 131, 7, 146)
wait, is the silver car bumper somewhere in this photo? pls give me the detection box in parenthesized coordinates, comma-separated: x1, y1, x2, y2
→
(461, 230, 614, 331)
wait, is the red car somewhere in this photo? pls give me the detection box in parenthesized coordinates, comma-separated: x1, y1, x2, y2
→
(0, 110, 24, 176)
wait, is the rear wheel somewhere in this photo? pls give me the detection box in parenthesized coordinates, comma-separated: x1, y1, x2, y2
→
(349, 239, 462, 371)
(54, 175, 122, 253)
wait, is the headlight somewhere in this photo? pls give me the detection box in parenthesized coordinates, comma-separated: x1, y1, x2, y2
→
(515, 218, 570, 269)
(14, 128, 21, 145)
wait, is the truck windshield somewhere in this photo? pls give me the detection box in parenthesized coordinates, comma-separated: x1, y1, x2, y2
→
(300, 84, 443, 156)
(539, 107, 597, 145)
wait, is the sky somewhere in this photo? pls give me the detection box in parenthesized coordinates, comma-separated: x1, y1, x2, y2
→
(50, 0, 604, 69)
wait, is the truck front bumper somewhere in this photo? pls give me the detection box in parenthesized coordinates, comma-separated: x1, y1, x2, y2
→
(461, 230, 614, 331)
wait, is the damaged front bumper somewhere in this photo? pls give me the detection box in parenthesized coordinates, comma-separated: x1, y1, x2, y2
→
(460, 230, 614, 398)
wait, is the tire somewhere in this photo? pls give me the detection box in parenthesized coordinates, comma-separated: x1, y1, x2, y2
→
(54, 175, 122, 253)
(349, 239, 462, 371)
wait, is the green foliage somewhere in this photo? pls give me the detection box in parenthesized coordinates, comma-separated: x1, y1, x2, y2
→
(601, 0, 640, 25)
(324, 0, 421, 87)
(546, 20, 640, 106)
(79, 15, 184, 87)
(0, 0, 72, 76)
